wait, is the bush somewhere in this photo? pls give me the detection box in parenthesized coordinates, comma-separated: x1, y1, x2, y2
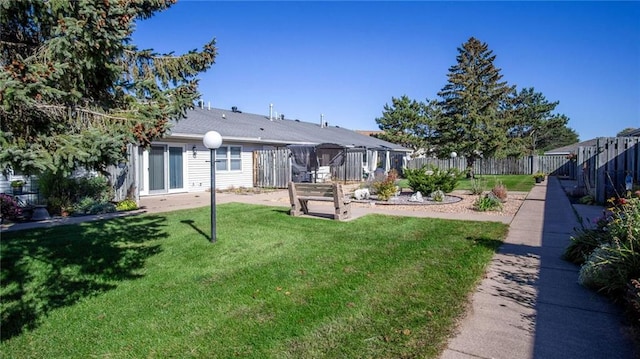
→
(473, 193, 503, 212)
(564, 228, 606, 265)
(404, 165, 462, 195)
(469, 178, 486, 195)
(491, 180, 508, 202)
(578, 195, 595, 205)
(570, 197, 640, 296)
(371, 171, 399, 201)
(430, 189, 445, 202)
(38, 171, 113, 215)
(72, 197, 116, 215)
(0, 194, 22, 221)
(76, 175, 114, 202)
(626, 279, 640, 325)
(116, 199, 138, 211)
(38, 171, 76, 215)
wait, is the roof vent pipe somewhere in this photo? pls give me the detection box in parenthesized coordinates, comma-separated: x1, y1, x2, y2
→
(269, 103, 273, 121)
(207, 101, 211, 110)
(320, 114, 324, 128)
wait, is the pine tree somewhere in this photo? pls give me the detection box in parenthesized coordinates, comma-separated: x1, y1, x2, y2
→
(435, 37, 514, 176)
(0, 0, 217, 176)
(374, 95, 437, 156)
(505, 87, 578, 155)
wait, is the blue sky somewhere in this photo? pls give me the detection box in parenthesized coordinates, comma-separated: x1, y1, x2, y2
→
(132, 1, 640, 141)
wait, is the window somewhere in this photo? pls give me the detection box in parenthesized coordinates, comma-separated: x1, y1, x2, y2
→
(215, 146, 242, 171)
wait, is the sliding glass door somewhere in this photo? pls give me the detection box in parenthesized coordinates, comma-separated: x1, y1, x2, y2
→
(149, 146, 166, 192)
(147, 145, 184, 194)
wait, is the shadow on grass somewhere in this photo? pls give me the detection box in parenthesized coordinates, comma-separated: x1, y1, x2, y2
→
(180, 220, 210, 241)
(0, 215, 168, 341)
(466, 235, 503, 252)
(271, 208, 291, 216)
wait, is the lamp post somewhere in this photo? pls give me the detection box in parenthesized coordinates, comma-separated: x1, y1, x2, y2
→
(450, 151, 457, 171)
(203, 131, 222, 243)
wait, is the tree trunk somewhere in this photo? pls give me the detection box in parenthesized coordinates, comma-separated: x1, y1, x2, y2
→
(466, 156, 476, 178)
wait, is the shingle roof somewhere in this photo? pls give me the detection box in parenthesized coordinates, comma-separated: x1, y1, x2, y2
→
(544, 138, 599, 155)
(168, 107, 409, 151)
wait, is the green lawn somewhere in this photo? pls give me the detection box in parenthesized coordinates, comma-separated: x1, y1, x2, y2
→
(456, 175, 535, 192)
(398, 174, 534, 193)
(1, 204, 507, 358)
(455, 174, 535, 192)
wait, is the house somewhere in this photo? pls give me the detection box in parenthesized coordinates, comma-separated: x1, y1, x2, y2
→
(135, 106, 410, 197)
(544, 139, 598, 156)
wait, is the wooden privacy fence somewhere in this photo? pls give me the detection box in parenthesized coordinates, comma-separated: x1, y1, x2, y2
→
(253, 149, 291, 188)
(253, 148, 365, 188)
(577, 137, 640, 203)
(331, 150, 364, 183)
(106, 144, 137, 202)
(406, 155, 573, 177)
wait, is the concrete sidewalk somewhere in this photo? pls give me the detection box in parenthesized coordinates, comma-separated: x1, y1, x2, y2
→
(440, 177, 636, 359)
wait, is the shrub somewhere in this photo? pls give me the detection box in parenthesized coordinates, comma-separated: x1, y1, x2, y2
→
(469, 178, 486, 195)
(38, 171, 76, 215)
(72, 197, 116, 215)
(404, 165, 462, 195)
(430, 189, 445, 202)
(564, 228, 606, 265)
(116, 199, 138, 211)
(0, 194, 22, 221)
(578, 195, 595, 205)
(76, 175, 114, 202)
(39, 171, 113, 215)
(88, 202, 116, 215)
(473, 193, 503, 212)
(573, 197, 640, 296)
(626, 279, 640, 325)
(491, 180, 508, 202)
(371, 172, 399, 201)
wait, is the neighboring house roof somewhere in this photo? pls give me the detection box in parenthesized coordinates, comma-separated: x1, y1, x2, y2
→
(355, 130, 384, 137)
(168, 107, 410, 151)
(544, 138, 599, 155)
(625, 128, 640, 136)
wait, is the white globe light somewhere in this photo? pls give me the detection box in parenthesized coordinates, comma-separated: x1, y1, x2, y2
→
(203, 131, 222, 149)
(450, 152, 457, 158)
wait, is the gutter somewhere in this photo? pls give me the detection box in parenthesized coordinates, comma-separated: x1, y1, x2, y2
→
(168, 133, 319, 146)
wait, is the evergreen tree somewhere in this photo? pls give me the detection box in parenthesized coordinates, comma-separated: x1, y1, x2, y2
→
(0, 0, 216, 176)
(536, 120, 579, 152)
(435, 37, 514, 176)
(374, 95, 437, 156)
(617, 127, 638, 137)
(505, 87, 578, 155)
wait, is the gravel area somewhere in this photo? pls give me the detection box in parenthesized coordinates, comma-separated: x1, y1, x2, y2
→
(353, 191, 527, 217)
(277, 187, 527, 217)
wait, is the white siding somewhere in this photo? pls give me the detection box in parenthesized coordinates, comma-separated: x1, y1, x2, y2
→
(187, 142, 261, 191)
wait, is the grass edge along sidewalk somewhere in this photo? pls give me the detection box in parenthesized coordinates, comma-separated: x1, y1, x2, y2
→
(1, 203, 507, 358)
